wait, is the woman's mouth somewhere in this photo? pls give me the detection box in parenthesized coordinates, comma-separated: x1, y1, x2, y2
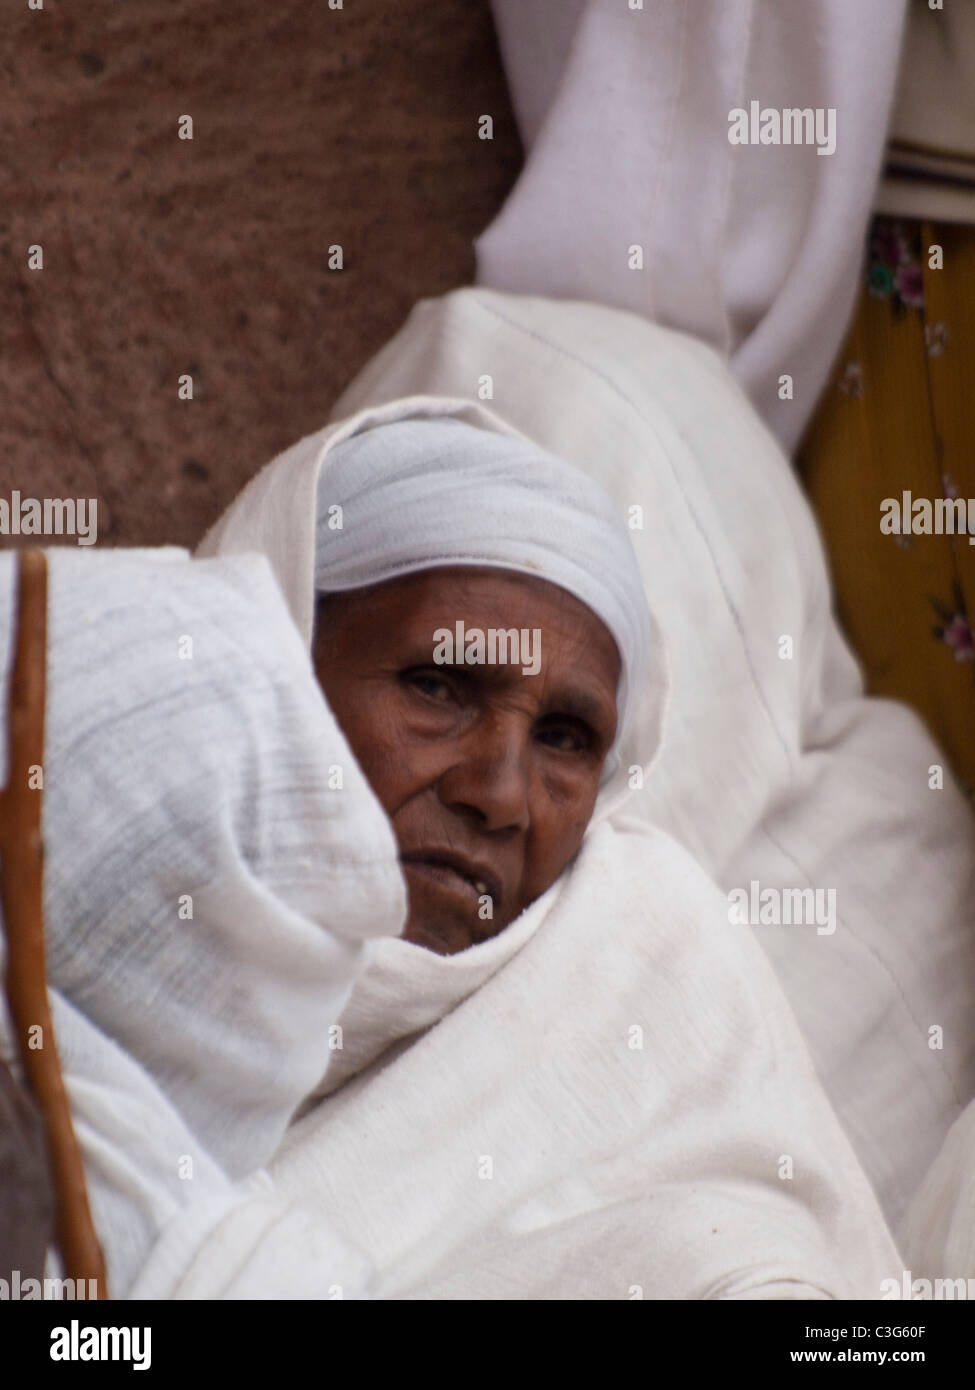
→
(399, 851, 502, 909)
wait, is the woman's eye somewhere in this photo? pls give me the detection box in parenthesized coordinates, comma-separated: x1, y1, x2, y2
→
(537, 722, 590, 754)
(405, 670, 455, 703)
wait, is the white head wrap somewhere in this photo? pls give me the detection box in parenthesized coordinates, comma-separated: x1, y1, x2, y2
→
(313, 415, 651, 780)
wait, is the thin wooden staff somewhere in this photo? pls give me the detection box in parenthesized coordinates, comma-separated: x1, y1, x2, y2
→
(0, 548, 108, 1297)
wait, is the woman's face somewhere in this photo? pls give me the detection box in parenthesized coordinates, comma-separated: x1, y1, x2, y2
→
(313, 566, 621, 954)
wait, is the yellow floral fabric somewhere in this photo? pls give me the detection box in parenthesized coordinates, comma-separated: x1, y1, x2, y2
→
(798, 215, 975, 801)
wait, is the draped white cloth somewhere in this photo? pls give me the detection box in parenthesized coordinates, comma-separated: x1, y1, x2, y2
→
(295, 285, 975, 1278)
(276, 818, 904, 1300)
(474, 0, 911, 456)
(5, 282, 973, 1298)
(0, 546, 405, 1298)
(197, 342, 934, 1296)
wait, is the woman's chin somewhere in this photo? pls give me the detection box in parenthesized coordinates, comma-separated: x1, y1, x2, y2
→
(401, 914, 476, 956)
(399, 863, 488, 954)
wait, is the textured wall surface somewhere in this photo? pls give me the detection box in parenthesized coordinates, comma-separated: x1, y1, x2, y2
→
(0, 0, 522, 549)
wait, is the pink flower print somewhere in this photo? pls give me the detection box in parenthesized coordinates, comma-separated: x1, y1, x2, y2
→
(893, 261, 924, 308)
(929, 585, 974, 660)
(943, 614, 974, 661)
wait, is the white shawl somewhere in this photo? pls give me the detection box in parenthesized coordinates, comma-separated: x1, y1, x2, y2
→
(203, 282, 975, 1296)
(0, 546, 406, 1298)
(311, 286, 975, 1245)
(197, 386, 907, 1296)
(8, 283, 972, 1298)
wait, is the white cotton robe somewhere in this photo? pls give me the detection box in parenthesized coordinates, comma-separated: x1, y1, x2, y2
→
(198, 389, 907, 1299)
(0, 546, 406, 1299)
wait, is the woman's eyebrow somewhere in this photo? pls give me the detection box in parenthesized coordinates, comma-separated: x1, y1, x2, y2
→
(400, 646, 616, 730)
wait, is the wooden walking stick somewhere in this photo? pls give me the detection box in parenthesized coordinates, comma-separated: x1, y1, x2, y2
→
(0, 548, 108, 1297)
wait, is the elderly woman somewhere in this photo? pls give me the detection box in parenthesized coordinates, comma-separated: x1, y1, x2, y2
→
(191, 396, 903, 1300)
(307, 414, 649, 958)
(0, 395, 909, 1300)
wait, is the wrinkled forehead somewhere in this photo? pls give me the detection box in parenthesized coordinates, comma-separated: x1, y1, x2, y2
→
(321, 562, 610, 630)
(316, 563, 622, 682)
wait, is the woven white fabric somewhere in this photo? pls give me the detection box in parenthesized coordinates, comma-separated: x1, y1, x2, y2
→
(306, 287, 975, 1245)
(8, 275, 972, 1297)
(197, 357, 920, 1297)
(0, 546, 406, 1297)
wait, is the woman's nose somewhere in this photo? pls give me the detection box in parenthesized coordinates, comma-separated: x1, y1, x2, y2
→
(435, 716, 532, 833)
